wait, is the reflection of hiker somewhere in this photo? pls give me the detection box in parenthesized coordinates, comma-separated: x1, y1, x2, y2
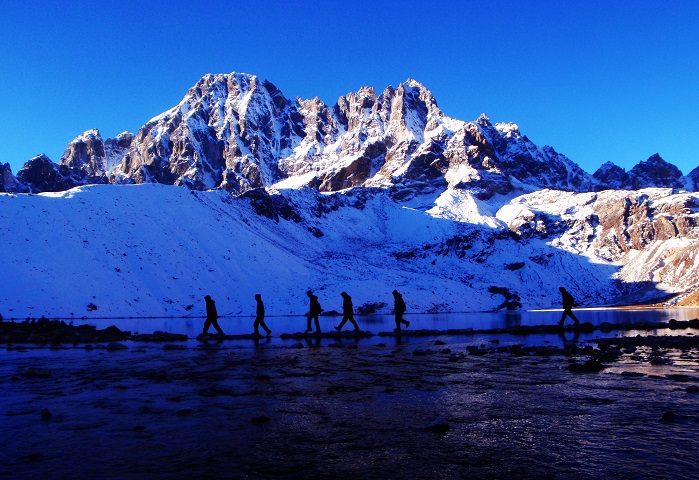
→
(557, 287, 579, 327)
(334, 292, 360, 332)
(305, 290, 322, 333)
(254, 294, 271, 337)
(392, 289, 410, 331)
(558, 329, 580, 351)
(203, 295, 225, 336)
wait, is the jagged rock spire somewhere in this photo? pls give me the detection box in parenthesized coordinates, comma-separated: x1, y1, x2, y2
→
(11, 72, 698, 195)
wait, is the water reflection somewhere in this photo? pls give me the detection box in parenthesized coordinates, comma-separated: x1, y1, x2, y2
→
(67, 307, 699, 340)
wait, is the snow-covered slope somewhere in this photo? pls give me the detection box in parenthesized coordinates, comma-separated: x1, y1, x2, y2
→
(3, 183, 697, 320)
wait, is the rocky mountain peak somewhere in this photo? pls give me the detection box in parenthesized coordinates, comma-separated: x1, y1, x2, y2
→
(494, 121, 522, 139)
(16, 154, 75, 192)
(59, 129, 109, 182)
(1, 163, 20, 193)
(628, 153, 684, 190)
(399, 78, 441, 115)
(593, 161, 631, 190)
(688, 166, 699, 191)
(8, 71, 698, 197)
(476, 114, 493, 128)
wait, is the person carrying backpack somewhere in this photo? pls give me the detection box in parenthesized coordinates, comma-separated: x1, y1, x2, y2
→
(334, 291, 360, 332)
(202, 295, 225, 336)
(305, 290, 322, 334)
(557, 286, 580, 328)
(392, 289, 410, 331)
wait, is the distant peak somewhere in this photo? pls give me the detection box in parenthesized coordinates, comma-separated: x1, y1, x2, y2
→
(74, 129, 102, 140)
(644, 153, 664, 163)
(403, 78, 425, 89)
(598, 161, 625, 171)
(26, 153, 53, 164)
(476, 113, 492, 127)
(358, 85, 376, 96)
(494, 121, 520, 137)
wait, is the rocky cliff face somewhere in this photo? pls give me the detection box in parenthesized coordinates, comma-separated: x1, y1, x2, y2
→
(1, 163, 20, 193)
(10, 71, 661, 197)
(686, 166, 699, 191)
(8, 72, 699, 198)
(498, 188, 699, 302)
(58, 129, 136, 186)
(593, 154, 688, 191)
(15, 155, 76, 193)
(8, 73, 698, 197)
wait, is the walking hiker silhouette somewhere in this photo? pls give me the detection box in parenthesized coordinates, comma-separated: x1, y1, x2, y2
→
(202, 295, 225, 336)
(254, 294, 271, 337)
(334, 292, 360, 332)
(557, 287, 580, 328)
(305, 290, 322, 334)
(392, 289, 410, 331)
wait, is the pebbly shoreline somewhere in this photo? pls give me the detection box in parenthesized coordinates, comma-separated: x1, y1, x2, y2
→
(2, 316, 699, 346)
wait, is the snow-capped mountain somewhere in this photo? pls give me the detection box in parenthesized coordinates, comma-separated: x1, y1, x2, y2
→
(4, 72, 619, 196)
(2, 72, 699, 319)
(6, 72, 697, 197)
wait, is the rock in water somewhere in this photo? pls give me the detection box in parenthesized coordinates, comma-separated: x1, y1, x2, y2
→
(661, 411, 676, 421)
(425, 416, 451, 433)
(22, 367, 52, 378)
(568, 359, 607, 373)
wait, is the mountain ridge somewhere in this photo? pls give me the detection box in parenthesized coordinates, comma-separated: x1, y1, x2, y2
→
(3, 72, 696, 195)
(3, 72, 698, 318)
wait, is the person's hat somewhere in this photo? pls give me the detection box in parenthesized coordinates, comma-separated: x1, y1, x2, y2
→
(204, 295, 211, 300)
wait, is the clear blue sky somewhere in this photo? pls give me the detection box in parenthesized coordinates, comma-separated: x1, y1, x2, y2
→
(1, 0, 698, 175)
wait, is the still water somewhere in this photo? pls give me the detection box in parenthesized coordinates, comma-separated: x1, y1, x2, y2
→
(69, 307, 699, 346)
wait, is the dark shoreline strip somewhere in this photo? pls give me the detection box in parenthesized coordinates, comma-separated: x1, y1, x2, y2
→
(1, 318, 698, 345)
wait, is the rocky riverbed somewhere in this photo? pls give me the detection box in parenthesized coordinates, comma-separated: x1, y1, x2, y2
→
(1, 320, 699, 479)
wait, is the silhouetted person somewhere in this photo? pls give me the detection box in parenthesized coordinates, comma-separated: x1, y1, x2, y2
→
(557, 286, 579, 328)
(334, 292, 360, 332)
(392, 289, 410, 331)
(254, 294, 272, 337)
(203, 295, 225, 336)
(305, 290, 322, 333)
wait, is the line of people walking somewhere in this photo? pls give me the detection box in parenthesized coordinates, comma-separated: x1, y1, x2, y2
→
(202, 289, 411, 337)
(202, 285, 580, 337)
